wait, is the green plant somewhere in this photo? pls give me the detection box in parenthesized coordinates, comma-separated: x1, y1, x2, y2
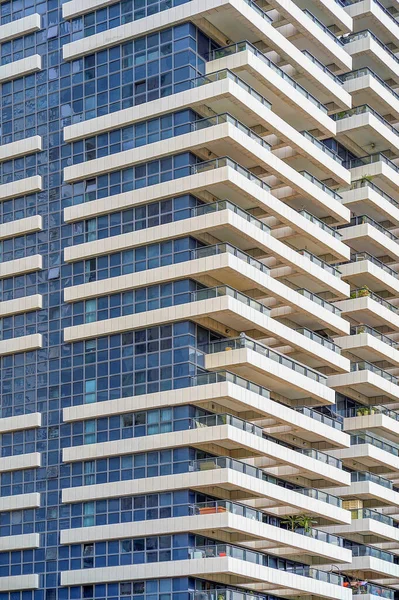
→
(351, 285, 371, 299)
(356, 406, 369, 417)
(360, 174, 373, 183)
(281, 514, 317, 533)
(296, 514, 318, 533)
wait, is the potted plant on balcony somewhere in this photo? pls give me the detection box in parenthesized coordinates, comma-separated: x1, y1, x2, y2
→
(356, 406, 369, 417)
(350, 285, 370, 299)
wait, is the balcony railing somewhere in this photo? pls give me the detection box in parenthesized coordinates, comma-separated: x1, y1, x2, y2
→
(350, 324, 398, 347)
(302, 10, 344, 46)
(353, 583, 394, 598)
(191, 68, 272, 110)
(192, 285, 271, 315)
(345, 151, 399, 174)
(301, 50, 343, 85)
(351, 251, 398, 278)
(205, 335, 328, 384)
(297, 209, 342, 238)
(193, 199, 270, 233)
(191, 370, 271, 398)
(295, 327, 341, 353)
(347, 542, 399, 564)
(191, 243, 271, 275)
(192, 588, 279, 600)
(351, 470, 394, 490)
(351, 360, 399, 385)
(349, 287, 399, 314)
(192, 112, 271, 150)
(299, 132, 344, 166)
(341, 401, 399, 421)
(190, 500, 344, 544)
(188, 543, 343, 584)
(295, 406, 343, 430)
(342, 215, 398, 242)
(333, 104, 399, 140)
(190, 456, 342, 507)
(351, 507, 398, 527)
(345, 178, 399, 209)
(300, 171, 343, 201)
(299, 249, 342, 276)
(296, 288, 342, 315)
(340, 67, 399, 104)
(351, 432, 399, 456)
(341, 28, 399, 67)
(192, 156, 271, 192)
(207, 41, 328, 113)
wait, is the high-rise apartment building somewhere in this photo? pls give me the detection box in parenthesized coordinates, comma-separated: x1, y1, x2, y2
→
(3, 0, 399, 599)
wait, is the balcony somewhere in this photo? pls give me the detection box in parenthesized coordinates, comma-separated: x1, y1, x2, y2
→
(333, 104, 399, 155)
(339, 252, 399, 295)
(340, 67, 399, 122)
(338, 215, 399, 263)
(344, 0, 399, 47)
(335, 324, 399, 373)
(203, 334, 336, 404)
(342, 29, 399, 84)
(342, 401, 399, 443)
(328, 359, 399, 403)
(340, 179, 399, 226)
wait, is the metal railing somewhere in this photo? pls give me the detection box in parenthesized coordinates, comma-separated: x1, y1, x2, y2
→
(191, 68, 272, 109)
(353, 583, 394, 598)
(192, 199, 270, 233)
(333, 104, 399, 140)
(351, 360, 399, 385)
(191, 370, 272, 398)
(342, 215, 398, 242)
(192, 156, 271, 192)
(350, 324, 398, 348)
(346, 178, 399, 209)
(190, 456, 342, 507)
(192, 112, 271, 150)
(351, 251, 398, 277)
(295, 327, 341, 353)
(301, 50, 343, 85)
(190, 500, 344, 544)
(189, 543, 343, 584)
(205, 335, 328, 384)
(191, 285, 271, 315)
(351, 470, 394, 490)
(300, 170, 343, 201)
(296, 288, 342, 315)
(295, 406, 343, 429)
(340, 67, 399, 104)
(299, 249, 342, 276)
(207, 41, 328, 113)
(342, 29, 399, 67)
(345, 151, 399, 174)
(298, 209, 342, 238)
(351, 507, 398, 528)
(302, 10, 344, 46)
(300, 132, 344, 165)
(351, 432, 399, 456)
(191, 243, 271, 275)
(349, 287, 399, 314)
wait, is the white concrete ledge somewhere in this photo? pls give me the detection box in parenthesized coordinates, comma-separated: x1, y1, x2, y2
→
(0, 175, 42, 202)
(0, 55, 42, 83)
(0, 533, 40, 552)
(0, 574, 39, 592)
(0, 255, 42, 279)
(0, 452, 41, 473)
(0, 334, 43, 356)
(0, 295, 43, 317)
(0, 413, 41, 433)
(0, 215, 42, 240)
(0, 136, 42, 162)
(0, 492, 41, 512)
(0, 14, 41, 43)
